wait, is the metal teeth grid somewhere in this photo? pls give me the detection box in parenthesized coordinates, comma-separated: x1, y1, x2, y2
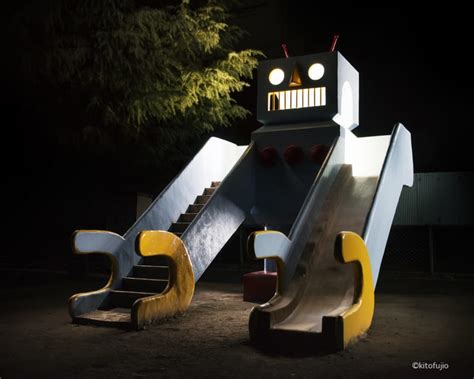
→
(268, 87, 326, 111)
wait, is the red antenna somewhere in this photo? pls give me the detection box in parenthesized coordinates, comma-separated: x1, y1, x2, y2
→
(329, 34, 339, 52)
(281, 43, 289, 58)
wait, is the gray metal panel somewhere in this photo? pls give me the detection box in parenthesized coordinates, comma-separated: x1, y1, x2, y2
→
(393, 171, 474, 225)
(393, 179, 419, 225)
(183, 143, 256, 281)
(417, 173, 439, 225)
(251, 123, 341, 231)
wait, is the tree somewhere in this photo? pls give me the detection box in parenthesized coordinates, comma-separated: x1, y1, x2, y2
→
(14, 0, 263, 164)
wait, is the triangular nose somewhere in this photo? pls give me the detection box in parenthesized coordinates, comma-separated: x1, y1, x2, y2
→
(289, 66, 302, 87)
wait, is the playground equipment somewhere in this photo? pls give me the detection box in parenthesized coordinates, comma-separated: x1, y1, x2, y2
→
(69, 50, 413, 352)
(247, 51, 412, 351)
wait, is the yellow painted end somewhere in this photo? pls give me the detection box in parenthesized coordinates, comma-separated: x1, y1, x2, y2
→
(334, 231, 375, 348)
(132, 231, 195, 329)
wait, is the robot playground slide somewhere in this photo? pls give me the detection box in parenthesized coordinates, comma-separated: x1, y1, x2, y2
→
(248, 123, 413, 351)
(69, 47, 413, 352)
(69, 122, 412, 348)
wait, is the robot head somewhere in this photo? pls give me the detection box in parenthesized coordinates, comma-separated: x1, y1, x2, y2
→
(257, 51, 359, 129)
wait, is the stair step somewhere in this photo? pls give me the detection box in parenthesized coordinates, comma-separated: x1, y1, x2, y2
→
(178, 213, 198, 223)
(195, 195, 212, 204)
(109, 290, 157, 308)
(133, 264, 169, 279)
(187, 204, 204, 213)
(73, 308, 131, 327)
(211, 181, 221, 188)
(203, 187, 216, 196)
(142, 255, 170, 266)
(169, 222, 190, 233)
(122, 277, 168, 293)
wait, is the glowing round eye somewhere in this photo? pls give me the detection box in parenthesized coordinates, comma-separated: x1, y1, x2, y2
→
(308, 63, 325, 80)
(268, 68, 285, 85)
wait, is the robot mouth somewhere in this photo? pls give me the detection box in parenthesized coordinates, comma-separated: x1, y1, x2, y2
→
(267, 87, 326, 111)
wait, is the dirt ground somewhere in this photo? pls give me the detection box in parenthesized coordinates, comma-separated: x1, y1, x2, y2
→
(0, 271, 473, 378)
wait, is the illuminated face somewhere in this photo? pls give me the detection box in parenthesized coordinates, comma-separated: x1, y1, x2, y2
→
(267, 62, 326, 110)
(257, 52, 359, 129)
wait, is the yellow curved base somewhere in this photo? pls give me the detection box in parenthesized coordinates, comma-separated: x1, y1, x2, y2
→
(132, 231, 195, 329)
(333, 231, 375, 349)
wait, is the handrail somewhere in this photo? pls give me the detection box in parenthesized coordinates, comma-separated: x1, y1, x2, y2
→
(68, 230, 125, 318)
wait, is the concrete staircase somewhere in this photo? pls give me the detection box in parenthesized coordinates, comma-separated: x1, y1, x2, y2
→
(73, 181, 221, 326)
